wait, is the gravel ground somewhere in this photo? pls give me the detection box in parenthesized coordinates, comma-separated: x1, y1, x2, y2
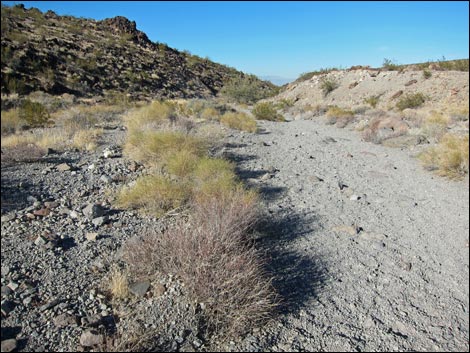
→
(223, 118, 469, 352)
(1, 117, 468, 352)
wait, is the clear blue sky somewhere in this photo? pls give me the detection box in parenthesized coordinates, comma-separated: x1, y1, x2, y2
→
(3, 1, 469, 81)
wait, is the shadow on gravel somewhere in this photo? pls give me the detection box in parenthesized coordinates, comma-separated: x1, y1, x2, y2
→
(257, 211, 327, 315)
(228, 146, 328, 317)
(1, 326, 27, 350)
(1, 173, 33, 214)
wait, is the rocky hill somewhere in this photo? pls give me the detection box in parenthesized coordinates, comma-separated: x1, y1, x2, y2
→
(1, 4, 276, 100)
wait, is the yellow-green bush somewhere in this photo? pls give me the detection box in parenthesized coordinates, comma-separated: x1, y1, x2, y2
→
(124, 130, 207, 166)
(220, 112, 257, 132)
(166, 149, 201, 178)
(419, 134, 469, 179)
(252, 102, 284, 121)
(116, 175, 191, 215)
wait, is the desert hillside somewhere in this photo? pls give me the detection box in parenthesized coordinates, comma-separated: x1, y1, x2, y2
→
(1, 4, 276, 100)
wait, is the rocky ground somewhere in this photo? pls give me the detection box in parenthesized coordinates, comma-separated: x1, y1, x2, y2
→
(1, 112, 469, 352)
(223, 118, 469, 352)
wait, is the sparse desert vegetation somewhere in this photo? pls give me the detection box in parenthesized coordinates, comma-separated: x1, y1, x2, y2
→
(1, 3, 469, 353)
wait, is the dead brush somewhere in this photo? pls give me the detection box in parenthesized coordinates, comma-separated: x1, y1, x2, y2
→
(326, 106, 355, 128)
(121, 190, 277, 337)
(362, 116, 409, 144)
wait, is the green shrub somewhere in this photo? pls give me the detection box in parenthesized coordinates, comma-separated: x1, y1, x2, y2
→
(19, 100, 51, 127)
(364, 95, 380, 108)
(422, 69, 432, 79)
(220, 75, 278, 104)
(396, 93, 426, 111)
(320, 77, 339, 96)
(383, 58, 400, 71)
(252, 102, 284, 121)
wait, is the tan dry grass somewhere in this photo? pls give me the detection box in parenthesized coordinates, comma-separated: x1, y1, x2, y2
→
(419, 133, 469, 179)
(220, 112, 257, 132)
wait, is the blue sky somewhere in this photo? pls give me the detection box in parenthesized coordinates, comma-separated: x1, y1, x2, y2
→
(3, 1, 469, 83)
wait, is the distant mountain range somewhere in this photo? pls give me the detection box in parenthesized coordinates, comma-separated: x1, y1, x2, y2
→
(259, 75, 295, 86)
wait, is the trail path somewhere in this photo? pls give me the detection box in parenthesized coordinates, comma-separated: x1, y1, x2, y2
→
(224, 119, 469, 352)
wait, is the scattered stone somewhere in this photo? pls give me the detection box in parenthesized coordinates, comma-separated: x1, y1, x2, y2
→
(56, 163, 72, 172)
(338, 181, 348, 190)
(391, 90, 403, 99)
(1, 286, 12, 296)
(92, 216, 108, 227)
(85, 232, 100, 241)
(39, 298, 62, 312)
(1, 214, 15, 223)
(34, 235, 48, 247)
(83, 204, 105, 220)
(1, 339, 17, 352)
(100, 175, 112, 184)
(350, 194, 361, 201)
(33, 208, 51, 217)
(153, 283, 166, 297)
(54, 313, 77, 327)
(79, 330, 104, 347)
(129, 281, 150, 297)
(69, 210, 79, 219)
(260, 173, 273, 181)
(192, 338, 203, 349)
(7, 282, 19, 291)
(44, 201, 59, 209)
(404, 79, 418, 86)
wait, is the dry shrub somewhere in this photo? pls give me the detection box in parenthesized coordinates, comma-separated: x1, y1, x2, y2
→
(422, 111, 450, 140)
(121, 190, 276, 336)
(362, 116, 409, 144)
(326, 106, 355, 128)
(116, 175, 191, 216)
(1, 129, 66, 149)
(220, 112, 257, 132)
(419, 134, 469, 179)
(1, 109, 25, 135)
(124, 130, 208, 166)
(200, 107, 220, 121)
(125, 100, 194, 134)
(109, 266, 130, 300)
(124, 100, 174, 132)
(72, 128, 103, 151)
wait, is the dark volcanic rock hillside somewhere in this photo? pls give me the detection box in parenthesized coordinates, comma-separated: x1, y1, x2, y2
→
(1, 4, 276, 99)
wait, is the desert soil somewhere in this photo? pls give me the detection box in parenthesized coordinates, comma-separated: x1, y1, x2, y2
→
(1, 115, 469, 352)
(224, 118, 469, 352)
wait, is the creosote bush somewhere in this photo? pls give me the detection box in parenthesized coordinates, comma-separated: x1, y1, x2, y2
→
(396, 93, 426, 111)
(220, 111, 257, 132)
(19, 99, 52, 127)
(252, 102, 284, 121)
(364, 95, 380, 108)
(419, 134, 469, 179)
(320, 77, 339, 96)
(220, 75, 278, 104)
